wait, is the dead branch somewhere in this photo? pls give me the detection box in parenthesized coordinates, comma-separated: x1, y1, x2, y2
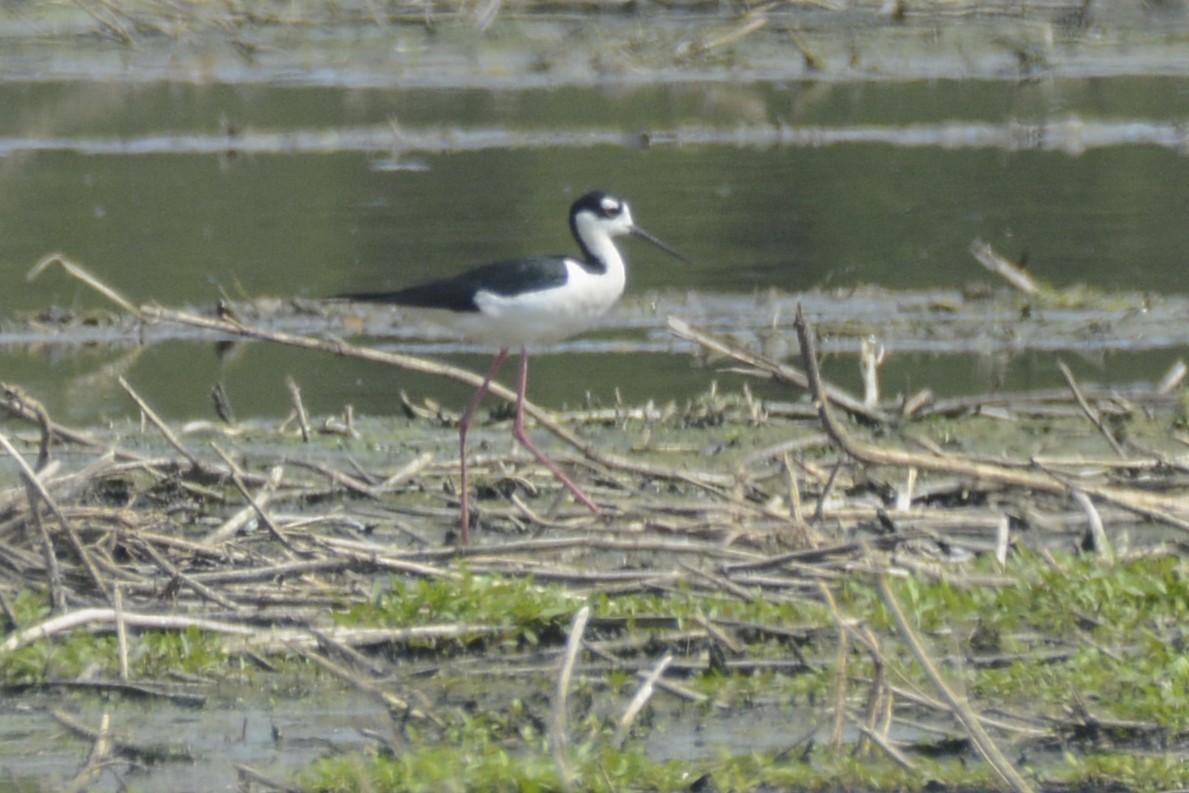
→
(668, 316, 887, 423)
(969, 239, 1038, 295)
(790, 305, 1189, 530)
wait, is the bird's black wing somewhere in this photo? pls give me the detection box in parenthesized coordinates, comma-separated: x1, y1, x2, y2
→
(340, 257, 571, 313)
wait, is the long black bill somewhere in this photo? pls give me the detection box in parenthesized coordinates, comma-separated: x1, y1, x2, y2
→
(631, 225, 690, 264)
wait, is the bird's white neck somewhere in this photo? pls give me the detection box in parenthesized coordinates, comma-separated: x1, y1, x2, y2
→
(573, 212, 627, 276)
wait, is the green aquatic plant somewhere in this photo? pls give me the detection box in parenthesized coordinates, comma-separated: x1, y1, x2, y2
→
(335, 571, 580, 649)
(304, 705, 682, 793)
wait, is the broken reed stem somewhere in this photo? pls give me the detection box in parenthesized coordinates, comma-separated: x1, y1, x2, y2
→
(3, 385, 54, 469)
(285, 375, 311, 442)
(858, 625, 893, 758)
(136, 538, 241, 609)
(201, 456, 286, 547)
(994, 514, 1011, 567)
(4, 607, 256, 652)
(855, 723, 916, 772)
(1, 383, 150, 462)
(782, 453, 803, 523)
(114, 585, 130, 682)
(551, 605, 590, 790)
(614, 652, 673, 748)
(816, 581, 850, 749)
(26, 253, 143, 318)
(234, 764, 306, 793)
(28, 469, 68, 612)
(1072, 489, 1113, 560)
(876, 574, 1035, 793)
(370, 451, 435, 496)
(859, 335, 883, 408)
(969, 239, 1038, 295)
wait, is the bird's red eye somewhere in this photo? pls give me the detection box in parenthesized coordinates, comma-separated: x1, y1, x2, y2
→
(601, 199, 622, 217)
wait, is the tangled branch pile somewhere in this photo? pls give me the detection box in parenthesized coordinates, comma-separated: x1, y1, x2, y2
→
(3, 302, 1189, 791)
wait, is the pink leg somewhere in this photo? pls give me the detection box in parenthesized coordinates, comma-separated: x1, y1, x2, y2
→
(510, 348, 601, 516)
(458, 349, 510, 543)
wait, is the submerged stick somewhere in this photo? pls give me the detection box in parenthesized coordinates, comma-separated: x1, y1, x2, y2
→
(50, 708, 193, 764)
(287, 642, 441, 726)
(63, 711, 113, 793)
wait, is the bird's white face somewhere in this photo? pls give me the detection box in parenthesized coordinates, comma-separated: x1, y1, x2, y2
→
(582, 195, 636, 239)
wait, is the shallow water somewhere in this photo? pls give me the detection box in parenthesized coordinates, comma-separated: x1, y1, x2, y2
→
(2, 5, 1189, 425)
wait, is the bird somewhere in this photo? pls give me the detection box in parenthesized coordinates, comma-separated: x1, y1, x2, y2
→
(341, 190, 686, 543)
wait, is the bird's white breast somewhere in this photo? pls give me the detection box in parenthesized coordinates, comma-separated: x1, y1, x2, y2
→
(465, 257, 626, 348)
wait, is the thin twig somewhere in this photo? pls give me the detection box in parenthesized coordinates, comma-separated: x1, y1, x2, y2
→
(0, 431, 111, 605)
(118, 376, 201, 468)
(201, 457, 287, 548)
(668, 316, 886, 423)
(286, 641, 442, 726)
(1057, 360, 1126, 457)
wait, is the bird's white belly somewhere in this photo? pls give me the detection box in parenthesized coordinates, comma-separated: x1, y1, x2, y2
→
(465, 262, 625, 348)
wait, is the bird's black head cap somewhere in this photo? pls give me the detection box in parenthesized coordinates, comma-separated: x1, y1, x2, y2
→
(570, 190, 624, 221)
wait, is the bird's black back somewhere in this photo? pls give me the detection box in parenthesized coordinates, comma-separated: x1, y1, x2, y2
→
(340, 257, 571, 313)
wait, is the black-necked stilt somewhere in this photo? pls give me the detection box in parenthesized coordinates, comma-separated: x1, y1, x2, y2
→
(342, 191, 686, 542)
